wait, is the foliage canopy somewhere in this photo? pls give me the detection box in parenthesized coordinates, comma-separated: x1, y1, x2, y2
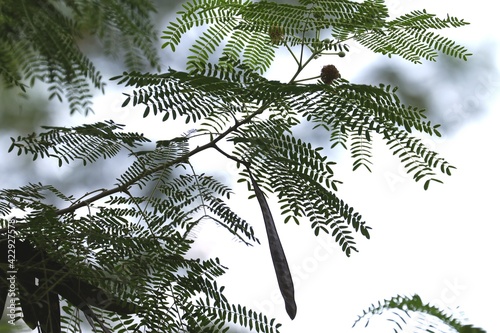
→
(0, 0, 479, 332)
(0, 0, 160, 114)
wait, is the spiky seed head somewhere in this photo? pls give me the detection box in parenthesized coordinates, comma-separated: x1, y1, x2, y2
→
(320, 65, 341, 84)
(269, 26, 284, 44)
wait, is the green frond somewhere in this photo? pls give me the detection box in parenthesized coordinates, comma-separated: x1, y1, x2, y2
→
(1, 179, 266, 332)
(161, 0, 246, 52)
(416, 30, 472, 60)
(8, 120, 150, 167)
(63, 0, 160, 71)
(233, 119, 339, 188)
(237, 1, 313, 35)
(0, 39, 27, 91)
(300, 181, 370, 256)
(245, 161, 369, 256)
(337, 83, 439, 135)
(200, 103, 240, 134)
(163, 0, 307, 73)
(203, 196, 259, 245)
(163, 0, 469, 70)
(177, 272, 279, 332)
(241, 30, 278, 74)
(113, 64, 284, 125)
(0, 206, 10, 218)
(354, 294, 486, 333)
(356, 28, 436, 63)
(114, 69, 245, 123)
(187, 19, 240, 72)
(230, 118, 370, 256)
(0, 0, 159, 114)
(384, 128, 456, 189)
(0, 183, 62, 214)
(315, 0, 389, 36)
(279, 81, 437, 139)
(116, 137, 189, 188)
(157, 172, 259, 244)
(220, 28, 253, 63)
(350, 132, 373, 172)
(356, 17, 471, 63)
(328, 125, 349, 149)
(196, 298, 282, 333)
(116, 65, 456, 190)
(389, 10, 470, 29)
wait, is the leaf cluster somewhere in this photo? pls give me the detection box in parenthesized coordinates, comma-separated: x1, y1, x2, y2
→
(0, 0, 160, 114)
(162, 0, 470, 75)
(353, 294, 487, 333)
(0, 127, 270, 332)
(1, 0, 472, 332)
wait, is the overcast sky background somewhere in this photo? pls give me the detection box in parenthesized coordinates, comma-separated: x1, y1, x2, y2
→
(2, 0, 499, 332)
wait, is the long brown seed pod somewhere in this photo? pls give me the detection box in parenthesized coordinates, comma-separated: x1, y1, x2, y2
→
(248, 171, 297, 319)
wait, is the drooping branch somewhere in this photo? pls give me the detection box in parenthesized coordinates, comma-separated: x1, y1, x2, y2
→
(0, 103, 270, 235)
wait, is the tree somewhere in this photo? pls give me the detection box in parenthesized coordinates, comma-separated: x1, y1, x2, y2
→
(0, 0, 480, 332)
